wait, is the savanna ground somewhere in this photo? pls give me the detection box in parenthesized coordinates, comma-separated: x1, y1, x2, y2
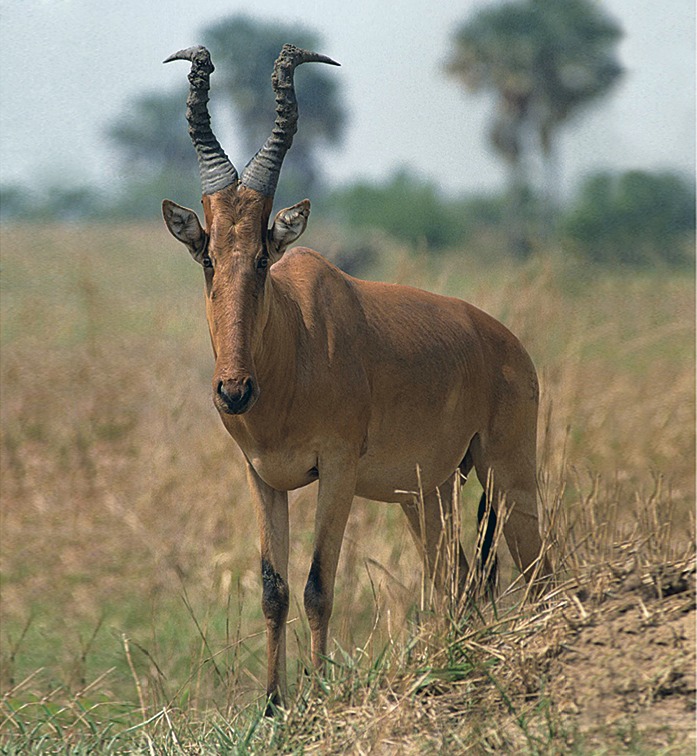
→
(0, 222, 694, 754)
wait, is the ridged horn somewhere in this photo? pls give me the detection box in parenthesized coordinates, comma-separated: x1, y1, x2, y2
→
(241, 44, 340, 197)
(164, 46, 238, 195)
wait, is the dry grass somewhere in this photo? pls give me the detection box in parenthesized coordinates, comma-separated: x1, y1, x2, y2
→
(0, 223, 694, 753)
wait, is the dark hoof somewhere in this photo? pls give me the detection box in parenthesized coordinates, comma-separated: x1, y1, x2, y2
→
(264, 691, 283, 717)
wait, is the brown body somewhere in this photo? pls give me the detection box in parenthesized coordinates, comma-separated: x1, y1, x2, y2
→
(162, 45, 549, 708)
(224, 241, 538, 507)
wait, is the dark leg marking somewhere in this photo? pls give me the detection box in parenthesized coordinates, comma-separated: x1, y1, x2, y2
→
(303, 552, 327, 626)
(477, 491, 498, 593)
(261, 558, 289, 629)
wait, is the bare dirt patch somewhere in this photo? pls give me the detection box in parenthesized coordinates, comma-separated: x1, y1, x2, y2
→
(512, 557, 696, 752)
(561, 568, 693, 750)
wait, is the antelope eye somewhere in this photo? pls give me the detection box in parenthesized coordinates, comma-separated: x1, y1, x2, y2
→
(202, 255, 213, 268)
(257, 256, 269, 270)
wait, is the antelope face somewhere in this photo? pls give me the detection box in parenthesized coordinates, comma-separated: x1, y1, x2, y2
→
(163, 191, 310, 416)
(203, 190, 270, 416)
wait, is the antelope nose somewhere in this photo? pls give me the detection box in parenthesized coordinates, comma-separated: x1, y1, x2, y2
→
(216, 377, 256, 415)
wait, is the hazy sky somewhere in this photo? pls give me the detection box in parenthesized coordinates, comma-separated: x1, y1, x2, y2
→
(0, 0, 694, 197)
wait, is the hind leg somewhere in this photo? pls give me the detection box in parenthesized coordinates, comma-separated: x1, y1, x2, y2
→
(400, 472, 470, 599)
(470, 427, 551, 584)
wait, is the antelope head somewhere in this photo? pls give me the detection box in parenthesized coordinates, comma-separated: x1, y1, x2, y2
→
(162, 45, 338, 415)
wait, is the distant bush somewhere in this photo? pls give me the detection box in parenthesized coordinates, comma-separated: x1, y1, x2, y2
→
(0, 183, 105, 223)
(0, 185, 33, 221)
(562, 170, 695, 266)
(0, 171, 203, 223)
(324, 168, 521, 252)
(324, 169, 465, 250)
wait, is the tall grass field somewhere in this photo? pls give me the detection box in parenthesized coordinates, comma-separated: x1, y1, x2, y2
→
(1, 222, 694, 753)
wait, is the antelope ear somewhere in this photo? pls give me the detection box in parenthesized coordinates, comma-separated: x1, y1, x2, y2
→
(162, 199, 208, 265)
(267, 199, 310, 262)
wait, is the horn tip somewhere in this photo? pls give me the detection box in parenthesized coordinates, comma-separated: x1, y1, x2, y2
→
(306, 51, 341, 67)
(163, 45, 210, 65)
(280, 44, 341, 68)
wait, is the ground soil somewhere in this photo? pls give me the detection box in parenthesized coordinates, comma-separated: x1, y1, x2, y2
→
(524, 558, 696, 751)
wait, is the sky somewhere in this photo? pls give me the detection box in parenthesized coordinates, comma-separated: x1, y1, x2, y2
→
(0, 0, 694, 198)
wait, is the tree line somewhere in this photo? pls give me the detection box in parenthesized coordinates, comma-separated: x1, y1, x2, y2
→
(1, 3, 694, 268)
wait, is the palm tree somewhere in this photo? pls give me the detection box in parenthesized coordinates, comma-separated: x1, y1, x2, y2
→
(204, 15, 346, 204)
(446, 0, 623, 254)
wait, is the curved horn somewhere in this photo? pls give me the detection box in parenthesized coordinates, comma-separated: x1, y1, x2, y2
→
(241, 45, 340, 197)
(164, 46, 238, 195)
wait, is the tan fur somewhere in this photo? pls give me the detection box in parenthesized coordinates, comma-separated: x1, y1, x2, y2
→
(163, 185, 550, 706)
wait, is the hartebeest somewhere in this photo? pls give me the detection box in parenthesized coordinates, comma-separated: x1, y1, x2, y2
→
(162, 44, 549, 707)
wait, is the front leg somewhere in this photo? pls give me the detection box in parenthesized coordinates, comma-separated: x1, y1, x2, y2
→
(303, 455, 358, 670)
(245, 461, 290, 708)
